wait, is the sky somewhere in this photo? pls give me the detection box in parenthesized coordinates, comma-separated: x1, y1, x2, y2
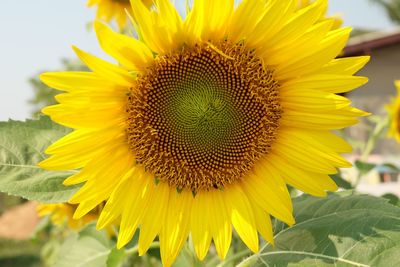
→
(0, 0, 397, 121)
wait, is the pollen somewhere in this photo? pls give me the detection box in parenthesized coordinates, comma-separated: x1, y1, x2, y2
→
(126, 41, 282, 191)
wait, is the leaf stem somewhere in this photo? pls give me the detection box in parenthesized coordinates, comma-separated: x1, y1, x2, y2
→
(216, 249, 251, 267)
(355, 116, 389, 187)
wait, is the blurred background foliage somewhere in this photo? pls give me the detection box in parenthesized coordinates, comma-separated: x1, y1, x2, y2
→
(371, 0, 400, 23)
(29, 59, 88, 117)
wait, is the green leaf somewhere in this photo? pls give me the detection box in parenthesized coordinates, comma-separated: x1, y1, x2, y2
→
(106, 247, 126, 267)
(54, 223, 113, 267)
(355, 160, 376, 176)
(382, 193, 400, 206)
(0, 117, 79, 203)
(240, 191, 400, 267)
(330, 174, 353, 190)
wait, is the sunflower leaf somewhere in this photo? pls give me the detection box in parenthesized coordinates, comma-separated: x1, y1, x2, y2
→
(0, 117, 79, 203)
(330, 173, 353, 189)
(106, 247, 126, 267)
(241, 191, 400, 267)
(53, 223, 113, 267)
(355, 160, 376, 176)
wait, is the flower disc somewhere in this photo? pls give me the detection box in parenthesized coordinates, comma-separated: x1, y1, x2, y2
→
(127, 41, 281, 191)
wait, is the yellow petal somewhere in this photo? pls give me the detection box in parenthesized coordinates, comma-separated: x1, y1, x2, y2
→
(242, 162, 294, 225)
(87, 0, 99, 7)
(190, 191, 212, 260)
(40, 72, 118, 92)
(229, 0, 267, 43)
(278, 130, 351, 168)
(280, 109, 361, 130)
(63, 142, 133, 186)
(272, 137, 338, 174)
(184, 0, 234, 42)
(130, 0, 181, 54)
(68, 146, 135, 203)
(55, 91, 126, 106)
(72, 46, 135, 86)
(155, 0, 183, 34)
(268, 154, 338, 196)
(247, 0, 297, 48)
(318, 56, 370, 75)
(280, 88, 351, 112)
(39, 150, 95, 170)
(118, 172, 153, 248)
(264, 19, 332, 65)
(160, 189, 193, 267)
(63, 140, 134, 186)
(116, 7, 128, 30)
(62, 171, 89, 186)
(283, 128, 352, 153)
(282, 74, 369, 94)
(251, 204, 274, 245)
(94, 21, 153, 71)
(263, 0, 327, 51)
(225, 185, 259, 253)
(209, 189, 232, 260)
(45, 127, 122, 155)
(73, 197, 103, 220)
(138, 182, 170, 255)
(96, 170, 135, 229)
(70, 179, 116, 212)
(42, 103, 125, 129)
(275, 27, 352, 79)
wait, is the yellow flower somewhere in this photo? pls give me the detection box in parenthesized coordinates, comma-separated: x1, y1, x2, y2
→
(387, 81, 400, 142)
(39, 0, 369, 266)
(298, 0, 343, 29)
(37, 203, 98, 230)
(87, 0, 152, 30)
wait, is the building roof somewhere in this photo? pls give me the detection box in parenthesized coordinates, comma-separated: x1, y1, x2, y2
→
(344, 27, 400, 56)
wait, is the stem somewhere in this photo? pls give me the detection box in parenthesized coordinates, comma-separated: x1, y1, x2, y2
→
(360, 117, 388, 161)
(216, 250, 252, 267)
(235, 254, 259, 267)
(143, 254, 151, 267)
(354, 116, 389, 187)
(206, 255, 222, 267)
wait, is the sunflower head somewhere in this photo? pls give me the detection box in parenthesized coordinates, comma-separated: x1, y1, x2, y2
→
(387, 81, 400, 143)
(37, 203, 99, 229)
(87, 0, 153, 29)
(40, 0, 369, 266)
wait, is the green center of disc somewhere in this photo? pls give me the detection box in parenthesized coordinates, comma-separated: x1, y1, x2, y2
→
(169, 81, 238, 148)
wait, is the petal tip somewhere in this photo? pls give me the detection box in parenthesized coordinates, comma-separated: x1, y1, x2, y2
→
(116, 237, 129, 250)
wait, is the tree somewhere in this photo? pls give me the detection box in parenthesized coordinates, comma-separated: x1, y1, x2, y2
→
(29, 58, 88, 117)
(371, 0, 400, 23)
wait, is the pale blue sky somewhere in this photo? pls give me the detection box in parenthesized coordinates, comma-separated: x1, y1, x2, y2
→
(0, 0, 396, 120)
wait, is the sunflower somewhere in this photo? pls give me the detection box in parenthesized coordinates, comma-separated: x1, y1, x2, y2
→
(40, 0, 369, 265)
(298, 0, 343, 29)
(37, 203, 99, 229)
(87, 0, 153, 30)
(387, 81, 400, 142)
